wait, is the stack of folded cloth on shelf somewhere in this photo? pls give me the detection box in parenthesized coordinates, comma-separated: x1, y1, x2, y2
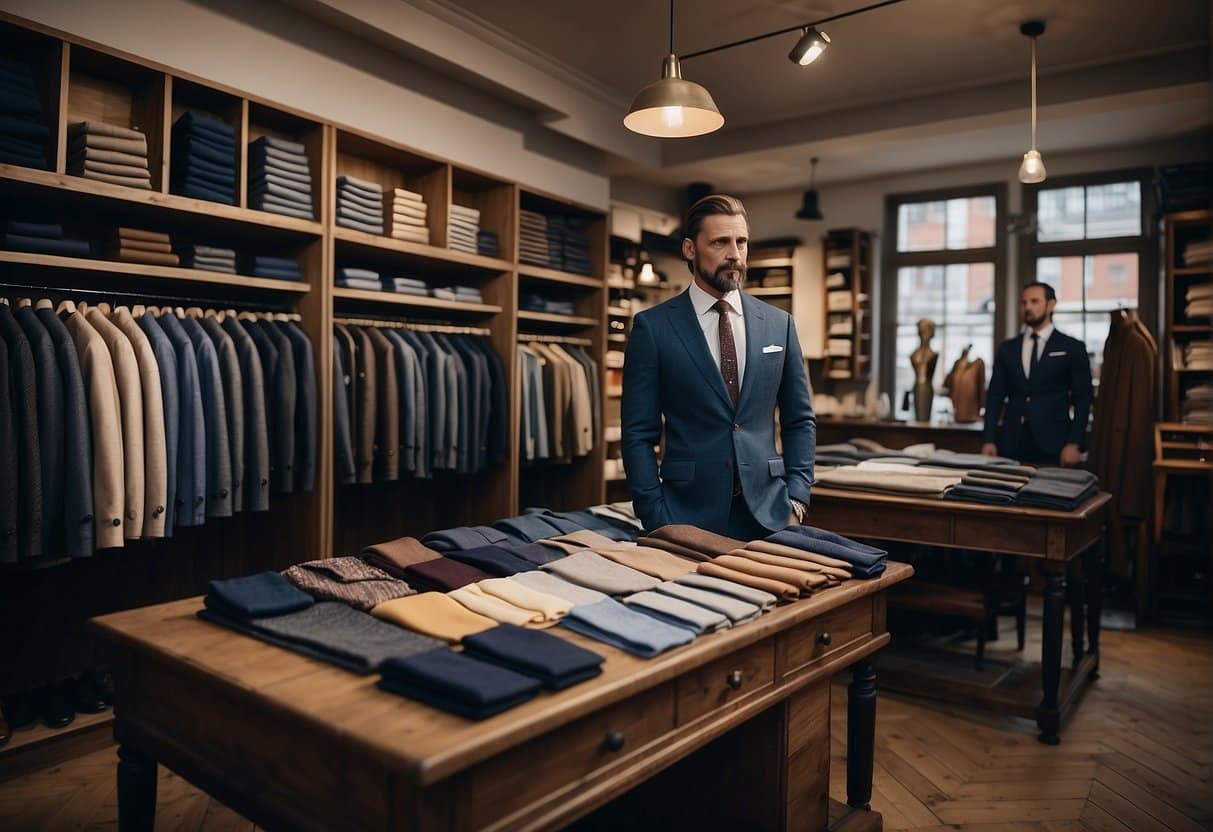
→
(827, 290, 852, 311)
(761, 268, 792, 288)
(1182, 384, 1213, 423)
(105, 227, 179, 267)
(519, 292, 575, 316)
(249, 135, 315, 220)
(0, 57, 49, 169)
(384, 187, 428, 243)
(336, 174, 383, 234)
(335, 266, 382, 291)
(825, 272, 847, 289)
(1185, 282, 1213, 319)
(67, 121, 151, 189)
(447, 203, 480, 254)
(476, 230, 499, 258)
(1014, 468, 1099, 511)
(827, 338, 852, 356)
(558, 215, 593, 275)
(1183, 239, 1213, 266)
(242, 254, 301, 280)
(177, 243, 236, 274)
(519, 209, 551, 267)
(1183, 340, 1213, 370)
(1, 219, 91, 257)
(384, 276, 428, 296)
(430, 285, 483, 304)
(170, 111, 236, 205)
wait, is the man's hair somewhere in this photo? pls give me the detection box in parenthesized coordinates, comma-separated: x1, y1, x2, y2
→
(1023, 280, 1057, 303)
(683, 194, 747, 273)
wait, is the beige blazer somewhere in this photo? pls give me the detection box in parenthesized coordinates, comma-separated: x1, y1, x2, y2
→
(550, 343, 593, 457)
(65, 311, 125, 549)
(86, 308, 144, 539)
(111, 307, 168, 537)
(529, 342, 571, 459)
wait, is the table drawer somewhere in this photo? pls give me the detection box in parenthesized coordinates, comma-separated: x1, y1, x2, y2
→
(780, 598, 871, 679)
(463, 682, 675, 829)
(676, 638, 775, 726)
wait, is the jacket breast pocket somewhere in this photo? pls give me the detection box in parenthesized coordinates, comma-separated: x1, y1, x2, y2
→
(768, 458, 786, 479)
(660, 459, 695, 484)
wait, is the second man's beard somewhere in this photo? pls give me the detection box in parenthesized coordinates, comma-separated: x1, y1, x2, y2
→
(698, 259, 747, 293)
(1024, 312, 1046, 328)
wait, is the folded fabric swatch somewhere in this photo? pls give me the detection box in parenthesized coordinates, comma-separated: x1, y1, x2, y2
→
(5, 221, 61, 238)
(110, 247, 180, 266)
(673, 573, 778, 610)
(508, 571, 608, 607)
(404, 557, 493, 592)
(653, 581, 762, 625)
(594, 544, 698, 581)
(642, 525, 748, 560)
(742, 540, 853, 576)
(449, 584, 546, 627)
(199, 601, 441, 674)
(561, 598, 695, 658)
(205, 571, 314, 618)
(1, 234, 91, 257)
(765, 526, 887, 578)
(713, 554, 829, 594)
(335, 277, 382, 291)
(115, 227, 169, 244)
(944, 484, 1017, 505)
(76, 169, 153, 189)
(377, 647, 542, 720)
(696, 561, 799, 602)
(543, 550, 660, 596)
(337, 266, 379, 281)
(115, 237, 172, 254)
(538, 529, 621, 554)
(67, 145, 149, 167)
(391, 227, 431, 243)
(282, 557, 415, 611)
(336, 173, 381, 196)
(76, 158, 151, 179)
(462, 623, 603, 690)
(624, 590, 730, 633)
(736, 550, 845, 585)
(336, 216, 385, 234)
(371, 592, 496, 643)
(423, 525, 510, 551)
(478, 577, 569, 623)
(389, 187, 424, 203)
(362, 535, 442, 577)
(69, 120, 145, 140)
(445, 545, 538, 577)
(504, 542, 566, 567)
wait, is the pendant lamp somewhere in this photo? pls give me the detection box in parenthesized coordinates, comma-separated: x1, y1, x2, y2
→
(795, 157, 825, 220)
(1017, 21, 1047, 184)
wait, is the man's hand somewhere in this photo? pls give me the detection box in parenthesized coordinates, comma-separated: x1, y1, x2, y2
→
(981, 443, 999, 457)
(788, 499, 806, 526)
(1059, 443, 1082, 467)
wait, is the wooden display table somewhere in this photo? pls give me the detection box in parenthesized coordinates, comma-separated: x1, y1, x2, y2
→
(815, 418, 986, 454)
(93, 563, 912, 831)
(808, 487, 1111, 744)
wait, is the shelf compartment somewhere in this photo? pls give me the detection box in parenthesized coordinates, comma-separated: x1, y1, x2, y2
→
(749, 286, 793, 297)
(331, 286, 501, 315)
(517, 310, 599, 328)
(518, 263, 602, 288)
(167, 77, 243, 207)
(246, 101, 323, 222)
(333, 226, 512, 278)
(452, 167, 514, 263)
(0, 20, 64, 174)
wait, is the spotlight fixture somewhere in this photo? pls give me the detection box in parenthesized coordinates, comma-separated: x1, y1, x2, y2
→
(795, 157, 825, 220)
(788, 27, 831, 66)
(1017, 20, 1047, 184)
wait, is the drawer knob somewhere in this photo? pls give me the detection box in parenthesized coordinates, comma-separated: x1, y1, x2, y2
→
(726, 670, 744, 690)
(818, 632, 832, 646)
(603, 731, 626, 752)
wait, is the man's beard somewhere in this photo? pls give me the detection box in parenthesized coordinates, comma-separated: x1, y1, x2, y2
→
(1024, 310, 1046, 328)
(697, 258, 746, 293)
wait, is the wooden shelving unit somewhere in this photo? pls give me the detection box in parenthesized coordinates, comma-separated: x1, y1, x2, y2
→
(821, 229, 873, 381)
(1163, 209, 1212, 421)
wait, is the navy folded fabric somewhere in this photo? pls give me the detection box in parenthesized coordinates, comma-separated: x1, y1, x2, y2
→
(176, 179, 236, 204)
(462, 623, 603, 690)
(422, 525, 511, 551)
(526, 508, 635, 541)
(177, 151, 237, 180)
(251, 177, 312, 199)
(0, 150, 47, 168)
(377, 647, 542, 719)
(0, 114, 49, 141)
(0, 134, 43, 155)
(250, 134, 307, 156)
(5, 221, 62, 238)
(174, 134, 235, 165)
(251, 198, 315, 221)
(494, 513, 565, 542)
(249, 266, 301, 280)
(174, 165, 236, 190)
(506, 542, 567, 566)
(249, 255, 299, 270)
(444, 545, 538, 577)
(174, 111, 236, 141)
(336, 174, 382, 199)
(249, 148, 310, 177)
(765, 525, 888, 578)
(251, 163, 312, 187)
(205, 571, 314, 618)
(1, 234, 91, 257)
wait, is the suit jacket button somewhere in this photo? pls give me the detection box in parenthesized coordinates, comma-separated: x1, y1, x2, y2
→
(733, 423, 740, 431)
(260, 478, 269, 486)
(83, 515, 93, 524)
(195, 496, 205, 507)
(127, 509, 137, 520)
(219, 489, 228, 498)
(154, 506, 164, 516)
(112, 518, 121, 527)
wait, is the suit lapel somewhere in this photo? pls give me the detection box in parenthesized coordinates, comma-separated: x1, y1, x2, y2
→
(736, 292, 767, 410)
(666, 291, 734, 410)
(1012, 333, 1029, 386)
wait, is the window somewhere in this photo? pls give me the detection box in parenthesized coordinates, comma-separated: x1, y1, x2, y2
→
(883, 187, 1005, 420)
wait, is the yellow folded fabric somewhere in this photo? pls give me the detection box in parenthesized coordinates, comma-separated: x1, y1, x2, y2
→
(743, 540, 854, 575)
(713, 555, 826, 594)
(371, 592, 496, 643)
(593, 544, 698, 581)
(697, 561, 799, 601)
(737, 546, 851, 582)
(480, 577, 570, 623)
(449, 584, 542, 626)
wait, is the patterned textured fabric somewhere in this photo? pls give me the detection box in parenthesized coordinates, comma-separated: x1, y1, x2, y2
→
(282, 557, 415, 611)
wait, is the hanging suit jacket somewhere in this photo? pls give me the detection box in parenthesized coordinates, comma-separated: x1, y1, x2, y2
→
(15, 305, 63, 556)
(200, 317, 245, 512)
(366, 326, 400, 481)
(397, 329, 431, 477)
(982, 328, 1092, 458)
(333, 324, 358, 471)
(434, 334, 469, 473)
(111, 307, 168, 537)
(155, 311, 207, 526)
(0, 304, 42, 559)
(331, 334, 357, 484)
(38, 303, 94, 556)
(382, 329, 417, 476)
(622, 290, 816, 536)
(178, 316, 231, 518)
(474, 338, 508, 467)
(221, 315, 270, 511)
(65, 309, 126, 548)
(282, 321, 316, 492)
(349, 325, 377, 483)
(86, 308, 144, 538)
(245, 318, 295, 494)
(137, 311, 180, 531)
(415, 332, 450, 471)
(0, 335, 15, 562)
(551, 343, 593, 457)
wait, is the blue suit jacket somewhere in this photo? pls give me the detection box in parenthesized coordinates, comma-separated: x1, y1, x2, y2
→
(622, 290, 815, 535)
(982, 328, 1092, 457)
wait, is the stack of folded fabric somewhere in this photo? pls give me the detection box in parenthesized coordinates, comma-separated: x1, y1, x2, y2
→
(383, 276, 428, 296)
(67, 121, 151, 189)
(243, 254, 301, 280)
(763, 525, 888, 579)
(943, 467, 1030, 505)
(543, 550, 660, 595)
(105, 227, 179, 267)
(476, 230, 499, 258)
(561, 597, 695, 658)
(335, 266, 381, 291)
(377, 647, 543, 719)
(1185, 283, 1213, 319)
(249, 136, 315, 220)
(761, 268, 792, 288)
(1014, 468, 1099, 511)
(653, 580, 766, 626)
(446, 545, 539, 578)
(430, 285, 483, 304)
(0, 57, 49, 169)
(519, 209, 550, 267)
(519, 292, 575, 316)
(177, 243, 236, 274)
(637, 524, 745, 563)
(462, 624, 604, 689)
(385, 187, 428, 243)
(336, 174, 383, 234)
(814, 462, 963, 497)
(371, 591, 496, 643)
(282, 556, 415, 611)
(1183, 239, 1213, 266)
(622, 590, 730, 633)
(1, 219, 91, 257)
(1181, 384, 1213, 423)
(448, 581, 567, 628)
(559, 216, 593, 275)
(447, 204, 480, 254)
(1183, 341, 1213, 370)
(170, 112, 237, 204)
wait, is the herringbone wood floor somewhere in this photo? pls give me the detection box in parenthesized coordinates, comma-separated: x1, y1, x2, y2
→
(2, 618, 1210, 830)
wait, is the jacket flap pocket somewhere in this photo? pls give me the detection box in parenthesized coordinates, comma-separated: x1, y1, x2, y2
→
(660, 459, 695, 483)
(768, 457, 786, 478)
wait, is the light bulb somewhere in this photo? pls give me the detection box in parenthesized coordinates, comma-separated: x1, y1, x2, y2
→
(662, 106, 685, 129)
(1018, 149, 1047, 184)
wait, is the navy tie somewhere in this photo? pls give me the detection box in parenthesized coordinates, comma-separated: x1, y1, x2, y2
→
(1028, 332, 1040, 379)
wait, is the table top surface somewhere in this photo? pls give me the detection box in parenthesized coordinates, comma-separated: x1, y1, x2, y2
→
(817, 418, 985, 432)
(810, 487, 1112, 522)
(92, 562, 911, 786)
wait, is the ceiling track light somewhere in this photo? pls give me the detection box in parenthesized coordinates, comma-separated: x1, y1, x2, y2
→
(1017, 20, 1047, 184)
(788, 27, 831, 66)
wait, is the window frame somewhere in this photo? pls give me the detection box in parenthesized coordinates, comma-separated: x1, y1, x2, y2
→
(880, 182, 1008, 406)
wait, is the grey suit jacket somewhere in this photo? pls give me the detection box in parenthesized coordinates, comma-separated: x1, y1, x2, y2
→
(16, 306, 63, 556)
(221, 316, 269, 512)
(413, 332, 448, 471)
(0, 304, 43, 559)
(435, 334, 470, 474)
(384, 329, 418, 476)
(365, 326, 400, 482)
(181, 316, 232, 518)
(396, 329, 429, 478)
(201, 317, 245, 512)
(348, 326, 376, 484)
(155, 312, 207, 526)
(137, 311, 180, 531)
(39, 304, 94, 556)
(245, 319, 295, 494)
(331, 334, 356, 484)
(282, 321, 316, 492)
(112, 307, 168, 537)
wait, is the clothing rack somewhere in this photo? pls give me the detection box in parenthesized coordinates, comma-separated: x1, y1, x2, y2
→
(0, 281, 297, 314)
(333, 315, 491, 336)
(518, 333, 594, 346)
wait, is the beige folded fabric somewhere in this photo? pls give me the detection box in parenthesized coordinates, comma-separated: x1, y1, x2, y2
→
(116, 238, 172, 254)
(78, 170, 154, 189)
(697, 561, 799, 601)
(389, 202, 427, 220)
(713, 554, 824, 594)
(449, 584, 542, 626)
(389, 187, 424, 203)
(390, 216, 427, 230)
(743, 540, 853, 573)
(726, 550, 837, 588)
(69, 120, 145, 140)
(479, 577, 569, 623)
(538, 529, 620, 554)
(68, 145, 149, 168)
(109, 247, 179, 266)
(371, 592, 496, 643)
(75, 158, 152, 179)
(116, 227, 170, 244)
(68, 129, 148, 155)
(594, 544, 698, 581)
(391, 227, 430, 243)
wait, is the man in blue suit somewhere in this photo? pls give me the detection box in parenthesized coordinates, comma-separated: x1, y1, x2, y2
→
(622, 194, 815, 538)
(981, 281, 1092, 466)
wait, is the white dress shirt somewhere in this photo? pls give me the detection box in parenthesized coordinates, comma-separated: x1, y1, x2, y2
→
(1021, 322, 1054, 378)
(688, 280, 746, 385)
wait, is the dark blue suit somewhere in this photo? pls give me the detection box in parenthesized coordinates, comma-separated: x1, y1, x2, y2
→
(982, 328, 1092, 462)
(622, 290, 815, 536)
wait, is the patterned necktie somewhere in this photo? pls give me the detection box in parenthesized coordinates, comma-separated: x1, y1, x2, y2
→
(1029, 332, 1040, 379)
(714, 299, 740, 408)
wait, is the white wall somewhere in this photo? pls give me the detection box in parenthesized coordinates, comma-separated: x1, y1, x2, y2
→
(4, 0, 611, 207)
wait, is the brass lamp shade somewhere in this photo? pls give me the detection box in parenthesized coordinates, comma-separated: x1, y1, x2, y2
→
(624, 54, 724, 138)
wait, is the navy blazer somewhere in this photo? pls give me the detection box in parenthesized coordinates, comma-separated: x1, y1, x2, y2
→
(222, 316, 270, 512)
(622, 290, 816, 535)
(0, 304, 42, 560)
(982, 328, 1093, 457)
(155, 313, 208, 526)
(138, 312, 179, 532)
(16, 306, 63, 557)
(40, 306, 94, 556)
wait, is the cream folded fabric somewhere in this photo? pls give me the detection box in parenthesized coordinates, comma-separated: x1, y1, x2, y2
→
(816, 467, 961, 494)
(509, 571, 607, 607)
(543, 550, 660, 596)
(697, 562, 799, 601)
(371, 592, 496, 643)
(391, 227, 430, 243)
(743, 540, 853, 574)
(390, 212, 427, 227)
(478, 577, 570, 622)
(390, 202, 428, 219)
(389, 187, 424, 203)
(594, 544, 698, 581)
(713, 554, 826, 594)
(538, 529, 620, 554)
(449, 584, 542, 627)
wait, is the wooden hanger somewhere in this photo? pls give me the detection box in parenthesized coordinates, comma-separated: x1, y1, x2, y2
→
(113, 304, 130, 317)
(132, 303, 147, 317)
(16, 297, 32, 308)
(96, 301, 112, 315)
(56, 298, 76, 315)
(77, 301, 89, 314)
(238, 311, 258, 321)
(0, 297, 8, 306)
(185, 307, 204, 319)
(173, 306, 185, 318)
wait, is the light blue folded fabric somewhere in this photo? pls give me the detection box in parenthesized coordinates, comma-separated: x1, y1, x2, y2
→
(560, 598, 695, 657)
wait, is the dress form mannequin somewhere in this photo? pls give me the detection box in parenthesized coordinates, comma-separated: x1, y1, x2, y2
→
(910, 317, 938, 422)
(944, 344, 986, 423)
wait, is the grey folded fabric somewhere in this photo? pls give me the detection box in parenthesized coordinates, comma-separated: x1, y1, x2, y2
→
(943, 484, 1017, 505)
(67, 145, 149, 168)
(508, 571, 607, 607)
(560, 598, 695, 658)
(542, 551, 660, 596)
(336, 215, 384, 234)
(654, 581, 762, 625)
(961, 474, 1024, 491)
(674, 573, 777, 611)
(623, 590, 730, 633)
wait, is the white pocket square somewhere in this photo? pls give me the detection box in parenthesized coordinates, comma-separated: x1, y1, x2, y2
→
(762, 344, 783, 354)
(1048, 350, 1066, 357)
